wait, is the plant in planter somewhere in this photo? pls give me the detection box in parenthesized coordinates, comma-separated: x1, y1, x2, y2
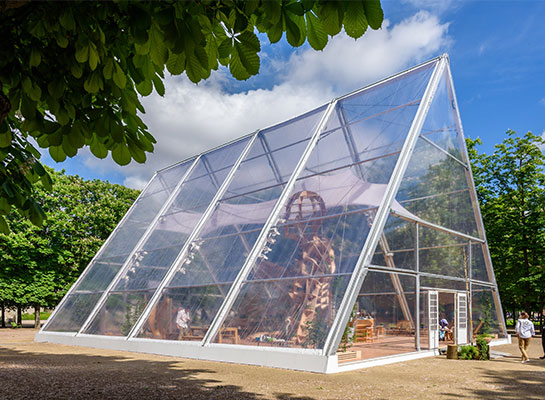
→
(475, 335, 490, 360)
(338, 305, 356, 353)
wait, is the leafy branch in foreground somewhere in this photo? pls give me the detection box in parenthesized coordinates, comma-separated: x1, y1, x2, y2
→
(0, 0, 383, 232)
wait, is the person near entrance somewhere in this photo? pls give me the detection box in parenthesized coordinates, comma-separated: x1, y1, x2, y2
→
(439, 316, 452, 341)
(515, 312, 535, 363)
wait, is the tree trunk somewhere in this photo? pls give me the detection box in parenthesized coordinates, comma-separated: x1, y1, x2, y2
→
(17, 305, 22, 327)
(34, 304, 40, 329)
(1, 303, 5, 328)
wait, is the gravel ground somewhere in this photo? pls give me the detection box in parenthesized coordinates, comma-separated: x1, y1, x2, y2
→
(1, 328, 543, 400)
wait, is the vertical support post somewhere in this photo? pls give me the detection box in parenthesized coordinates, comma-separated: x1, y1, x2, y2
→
(41, 171, 159, 332)
(468, 241, 473, 343)
(323, 56, 447, 356)
(202, 100, 338, 346)
(77, 156, 201, 335)
(415, 222, 420, 351)
(127, 132, 260, 339)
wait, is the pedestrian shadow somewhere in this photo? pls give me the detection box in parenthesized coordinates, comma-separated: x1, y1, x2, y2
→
(0, 346, 317, 400)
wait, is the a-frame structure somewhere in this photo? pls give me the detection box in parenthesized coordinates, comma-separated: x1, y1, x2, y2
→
(37, 55, 508, 373)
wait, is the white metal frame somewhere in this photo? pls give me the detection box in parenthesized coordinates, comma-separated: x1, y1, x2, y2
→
(77, 156, 201, 334)
(127, 131, 260, 339)
(202, 99, 337, 345)
(36, 54, 510, 374)
(444, 61, 507, 336)
(40, 171, 160, 331)
(456, 291, 468, 345)
(428, 290, 439, 349)
(42, 160, 194, 332)
(323, 55, 447, 356)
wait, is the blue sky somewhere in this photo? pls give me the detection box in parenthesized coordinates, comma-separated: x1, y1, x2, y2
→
(42, 0, 545, 188)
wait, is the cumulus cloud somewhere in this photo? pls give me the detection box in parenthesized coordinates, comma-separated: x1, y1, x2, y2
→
(83, 11, 450, 189)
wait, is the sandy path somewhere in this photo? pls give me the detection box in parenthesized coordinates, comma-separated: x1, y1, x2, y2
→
(1, 328, 543, 399)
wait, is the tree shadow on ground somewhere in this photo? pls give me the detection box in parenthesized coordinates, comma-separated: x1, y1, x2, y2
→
(440, 354, 545, 400)
(0, 346, 316, 400)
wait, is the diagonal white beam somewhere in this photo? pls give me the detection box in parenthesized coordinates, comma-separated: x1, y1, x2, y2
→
(76, 156, 201, 335)
(323, 55, 448, 356)
(40, 171, 159, 332)
(202, 100, 338, 346)
(444, 62, 507, 335)
(127, 131, 260, 339)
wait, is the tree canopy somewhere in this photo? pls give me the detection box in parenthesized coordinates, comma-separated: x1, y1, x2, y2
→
(0, 167, 139, 318)
(0, 0, 384, 232)
(467, 131, 545, 316)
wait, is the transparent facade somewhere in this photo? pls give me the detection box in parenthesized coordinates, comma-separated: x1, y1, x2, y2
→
(39, 55, 507, 373)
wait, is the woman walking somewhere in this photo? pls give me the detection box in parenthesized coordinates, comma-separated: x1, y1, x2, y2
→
(515, 312, 535, 363)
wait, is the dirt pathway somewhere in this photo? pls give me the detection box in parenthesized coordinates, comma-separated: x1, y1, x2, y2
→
(1, 328, 543, 399)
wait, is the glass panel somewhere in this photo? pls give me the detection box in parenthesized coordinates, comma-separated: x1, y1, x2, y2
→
(137, 106, 329, 340)
(85, 291, 154, 336)
(419, 291, 429, 350)
(75, 260, 123, 292)
(44, 162, 194, 332)
(337, 271, 417, 362)
(419, 225, 469, 278)
(471, 243, 493, 282)
(419, 71, 464, 160)
(420, 276, 466, 291)
(438, 291, 456, 344)
(213, 63, 438, 349)
(218, 276, 351, 348)
(372, 215, 415, 271)
(44, 294, 102, 332)
(397, 135, 478, 237)
(471, 284, 505, 338)
(83, 138, 250, 336)
(138, 284, 229, 341)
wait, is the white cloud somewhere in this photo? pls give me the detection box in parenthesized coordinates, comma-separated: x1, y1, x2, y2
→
(81, 11, 450, 190)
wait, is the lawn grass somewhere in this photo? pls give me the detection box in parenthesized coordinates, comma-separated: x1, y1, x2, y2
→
(21, 311, 50, 320)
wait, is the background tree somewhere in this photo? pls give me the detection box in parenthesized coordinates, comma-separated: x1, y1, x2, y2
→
(467, 132, 545, 324)
(0, 167, 138, 327)
(0, 0, 384, 232)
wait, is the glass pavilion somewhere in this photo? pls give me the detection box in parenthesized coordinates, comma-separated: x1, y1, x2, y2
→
(37, 55, 508, 373)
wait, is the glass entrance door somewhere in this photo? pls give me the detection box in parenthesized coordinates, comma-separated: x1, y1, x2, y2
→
(428, 290, 439, 349)
(455, 292, 468, 345)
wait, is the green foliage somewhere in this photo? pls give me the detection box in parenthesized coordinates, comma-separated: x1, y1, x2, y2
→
(121, 299, 146, 336)
(0, 167, 138, 309)
(458, 344, 480, 360)
(0, 0, 383, 233)
(339, 304, 356, 353)
(475, 335, 490, 360)
(301, 314, 329, 349)
(467, 131, 545, 316)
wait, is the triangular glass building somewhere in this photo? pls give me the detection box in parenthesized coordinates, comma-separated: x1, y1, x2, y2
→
(37, 55, 508, 373)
